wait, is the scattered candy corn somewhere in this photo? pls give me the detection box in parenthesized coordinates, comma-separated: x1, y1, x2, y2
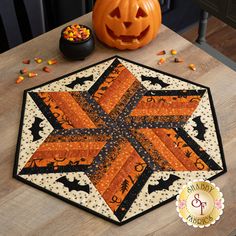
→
(20, 68, 28, 74)
(158, 58, 166, 65)
(189, 64, 196, 71)
(28, 72, 38, 78)
(157, 50, 166, 55)
(16, 76, 25, 84)
(43, 66, 51, 73)
(47, 59, 57, 65)
(17, 56, 59, 84)
(171, 49, 177, 55)
(63, 24, 90, 42)
(34, 57, 43, 64)
(22, 59, 30, 64)
(174, 58, 184, 63)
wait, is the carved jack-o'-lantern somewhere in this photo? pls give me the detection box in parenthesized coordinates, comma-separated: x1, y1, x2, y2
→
(92, 0, 162, 50)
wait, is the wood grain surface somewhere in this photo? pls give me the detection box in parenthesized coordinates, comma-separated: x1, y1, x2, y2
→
(0, 13, 236, 236)
(181, 16, 236, 62)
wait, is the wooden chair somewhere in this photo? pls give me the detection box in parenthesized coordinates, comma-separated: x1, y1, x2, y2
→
(194, 0, 236, 70)
(0, 0, 45, 52)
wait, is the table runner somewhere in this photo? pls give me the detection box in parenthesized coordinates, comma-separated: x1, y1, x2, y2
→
(14, 56, 226, 225)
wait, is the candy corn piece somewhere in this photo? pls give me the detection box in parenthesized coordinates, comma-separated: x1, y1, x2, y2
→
(43, 66, 51, 73)
(22, 59, 30, 64)
(16, 76, 25, 84)
(158, 58, 166, 65)
(28, 72, 38, 78)
(171, 49, 177, 55)
(174, 58, 184, 63)
(189, 64, 196, 71)
(157, 50, 166, 55)
(34, 57, 43, 64)
(20, 68, 28, 74)
(47, 59, 57, 65)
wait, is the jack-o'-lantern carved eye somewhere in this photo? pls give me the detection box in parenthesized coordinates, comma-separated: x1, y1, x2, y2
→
(136, 7, 147, 18)
(110, 7, 121, 18)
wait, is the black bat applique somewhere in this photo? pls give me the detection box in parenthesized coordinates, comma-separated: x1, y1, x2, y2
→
(141, 75, 170, 88)
(56, 176, 90, 193)
(192, 116, 208, 141)
(66, 75, 93, 89)
(148, 174, 180, 194)
(29, 117, 44, 142)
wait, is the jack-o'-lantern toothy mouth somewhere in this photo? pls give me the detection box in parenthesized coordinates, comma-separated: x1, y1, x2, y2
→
(106, 25, 150, 42)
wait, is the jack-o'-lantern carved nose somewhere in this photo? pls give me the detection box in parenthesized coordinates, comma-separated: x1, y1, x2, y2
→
(123, 22, 132, 29)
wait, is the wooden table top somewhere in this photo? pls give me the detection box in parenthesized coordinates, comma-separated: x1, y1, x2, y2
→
(0, 13, 235, 236)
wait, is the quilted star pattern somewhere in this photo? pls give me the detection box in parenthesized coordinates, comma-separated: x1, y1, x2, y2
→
(14, 56, 226, 225)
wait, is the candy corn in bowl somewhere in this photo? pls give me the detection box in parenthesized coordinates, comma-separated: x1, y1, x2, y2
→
(59, 24, 95, 60)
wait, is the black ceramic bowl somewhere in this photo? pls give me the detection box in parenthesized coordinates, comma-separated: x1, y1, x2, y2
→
(59, 25, 95, 60)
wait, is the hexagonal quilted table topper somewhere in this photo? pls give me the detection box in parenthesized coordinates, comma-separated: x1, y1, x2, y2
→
(14, 56, 226, 225)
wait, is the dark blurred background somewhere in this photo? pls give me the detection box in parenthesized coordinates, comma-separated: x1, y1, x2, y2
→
(0, 0, 201, 53)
